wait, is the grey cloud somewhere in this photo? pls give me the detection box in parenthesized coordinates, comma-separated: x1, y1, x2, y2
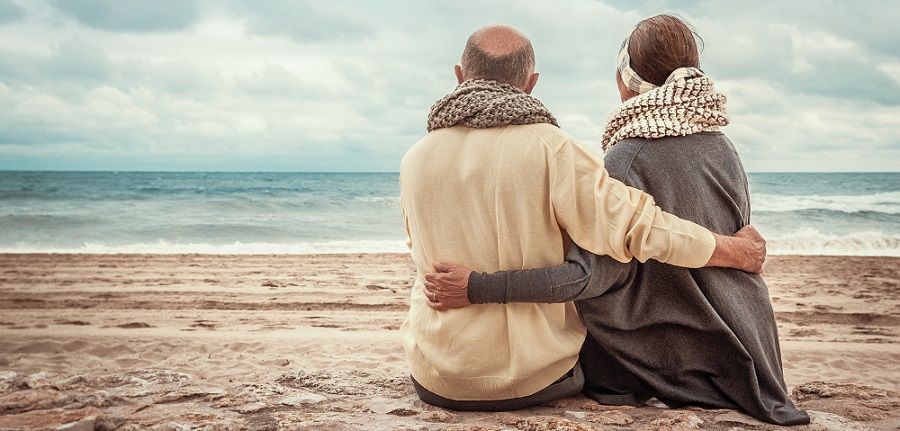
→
(756, 1, 900, 59)
(234, 0, 376, 42)
(1, 0, 896, 172)
(0, 122, 85, 147)
(0, 40, 224, 103)
(47, 38, 111, 83)
(0, 0, 24, 24)
(699, 26, 794, 79)
(0, 38, 112, 102)
(595, 1, 900, 105)
(0, 44, 118, 119)
(784, 57, 900, 105)
(116, 59, 224, 100)
(50, 0, 200, 32)
(232, 63, 325, 99)
(0, 54, 21, 82)
(702, 30, 900, 105)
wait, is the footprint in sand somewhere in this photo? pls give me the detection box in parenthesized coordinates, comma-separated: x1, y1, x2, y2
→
(190, 320, 216, 330)
(789, 329, 823, 337)
(62, 340, 90, 351)
(226, 341, 266, 353)
(260, 358, 291, 367)
(115, 322, 153, 329)
(86, 343, 137, 358)
(852, 326, 897, 337)
(55, 320, 91, 326)
(14, 340, 67, 354)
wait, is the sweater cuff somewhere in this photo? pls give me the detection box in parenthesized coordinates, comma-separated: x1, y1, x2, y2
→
(467, 271, 507, 304)
(675, 228, 716, 268)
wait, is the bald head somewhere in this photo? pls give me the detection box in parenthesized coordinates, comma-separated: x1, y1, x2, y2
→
(469, 25, 530, 56)
(457, 25, 537, 90)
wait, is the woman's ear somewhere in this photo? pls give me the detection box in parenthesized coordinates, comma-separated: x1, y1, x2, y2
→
(616, 70, 638, 102)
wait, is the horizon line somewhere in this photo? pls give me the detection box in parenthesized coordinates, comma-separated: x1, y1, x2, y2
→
(1, 169, 898, 175)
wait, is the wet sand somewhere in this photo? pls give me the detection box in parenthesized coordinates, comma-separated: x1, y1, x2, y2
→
(0, 253, 898, 430)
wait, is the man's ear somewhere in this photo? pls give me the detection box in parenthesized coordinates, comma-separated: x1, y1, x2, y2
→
(523, 72, 539, 94)
(454, 65, 464, 84)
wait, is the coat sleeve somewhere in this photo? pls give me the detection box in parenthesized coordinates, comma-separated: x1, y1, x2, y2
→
(467, 243, 635, 303)
(551, 139, 715, 268)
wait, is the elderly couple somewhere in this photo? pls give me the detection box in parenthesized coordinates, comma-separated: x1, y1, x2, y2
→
(398, 15, 810, 425)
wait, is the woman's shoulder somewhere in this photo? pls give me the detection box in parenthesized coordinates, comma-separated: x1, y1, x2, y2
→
(604, 138, 648, 181)
(607, 132, 733, 160)
(604, 132, 737, 183)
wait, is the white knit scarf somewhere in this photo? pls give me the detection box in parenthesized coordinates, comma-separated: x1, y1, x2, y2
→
(601, 76, 730, 152)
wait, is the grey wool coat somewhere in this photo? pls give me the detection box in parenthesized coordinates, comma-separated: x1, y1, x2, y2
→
(468, 132, 810, 425)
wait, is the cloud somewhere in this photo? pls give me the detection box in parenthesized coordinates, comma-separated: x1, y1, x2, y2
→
(776, 25, 900, 105)
(583, 1, 900, 171)
(0, 29, 421, 171)
(232, 62, 323, 99)
(0, 1, 896, 172)
(0, 0, 24, 24)
(49, 0, 201, 33)
(47, 37, 111, 83)
(594, 2, 900, 102)
(693, 21, 900, 106)
(717, 77, 900, 172)
(233, 0, 376, 42)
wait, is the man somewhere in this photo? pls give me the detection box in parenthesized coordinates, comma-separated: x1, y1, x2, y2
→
(399, 25, 764, 410)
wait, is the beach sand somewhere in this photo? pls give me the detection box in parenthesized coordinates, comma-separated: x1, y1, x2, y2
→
(0, 253, 897, 430)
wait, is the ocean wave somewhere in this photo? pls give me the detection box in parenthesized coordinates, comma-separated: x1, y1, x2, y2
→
(0, 240, 411, 255)
(752, 191, 900, 214)
(354, 196, 401, 207)
(2, 230, 897, 257)
(766, 228, 900, 256)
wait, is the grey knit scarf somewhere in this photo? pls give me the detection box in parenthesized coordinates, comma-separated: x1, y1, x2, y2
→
(601, 76, 729, 151)
(426, 79, 559, 132)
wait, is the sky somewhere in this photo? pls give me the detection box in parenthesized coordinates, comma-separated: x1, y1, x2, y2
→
(0, 0, 898, 172)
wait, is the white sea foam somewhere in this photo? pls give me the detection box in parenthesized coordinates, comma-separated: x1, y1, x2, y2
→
(766, 228, 900, 256)
(353, 196, 402, 207)
(752, 191, 900, 214)
(2, 230, 898, 256)
(0, 240, 411, 255)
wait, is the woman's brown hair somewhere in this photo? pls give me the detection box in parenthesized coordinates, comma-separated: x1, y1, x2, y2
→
(628, 15, 704, 86)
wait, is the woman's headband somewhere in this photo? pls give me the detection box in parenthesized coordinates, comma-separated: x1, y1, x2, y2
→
(616, 26, 705, 94)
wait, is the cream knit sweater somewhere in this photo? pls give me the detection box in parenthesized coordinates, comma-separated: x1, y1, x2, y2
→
(399, 123, 715, 401)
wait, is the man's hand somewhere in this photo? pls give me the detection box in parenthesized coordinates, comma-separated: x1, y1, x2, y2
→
(735, 225, 767, 272)
(423, 262, 472, 311)
(706, 225, 767, 273)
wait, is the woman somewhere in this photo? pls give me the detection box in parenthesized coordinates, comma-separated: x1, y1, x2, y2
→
(424, 15, 810, 425)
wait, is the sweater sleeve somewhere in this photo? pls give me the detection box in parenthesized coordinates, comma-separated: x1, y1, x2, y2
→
(467, 243, 633, 303)
(551, 139, 715, 268)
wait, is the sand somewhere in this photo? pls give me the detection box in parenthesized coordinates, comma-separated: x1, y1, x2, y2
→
(0, 253, 897, 430)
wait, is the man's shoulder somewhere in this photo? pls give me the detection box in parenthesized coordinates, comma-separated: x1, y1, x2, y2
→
(517, 123, 572, 141)
(495, 124, 576, 155)
(411, 124, 573, 146)
(402, 124, 577, 169)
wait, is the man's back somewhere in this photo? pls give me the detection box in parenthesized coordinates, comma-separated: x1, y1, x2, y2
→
(399, 123, 586, 401)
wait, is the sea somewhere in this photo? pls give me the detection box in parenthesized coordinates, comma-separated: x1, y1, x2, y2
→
(1, 171, 898, 256)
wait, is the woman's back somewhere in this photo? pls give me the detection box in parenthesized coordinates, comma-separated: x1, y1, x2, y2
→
(605, 132, 750, 232)
(575, 132, 809, 425)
